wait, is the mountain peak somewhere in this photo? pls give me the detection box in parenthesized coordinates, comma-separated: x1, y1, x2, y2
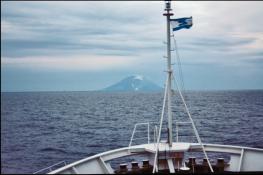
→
(102, 75, 162, 92)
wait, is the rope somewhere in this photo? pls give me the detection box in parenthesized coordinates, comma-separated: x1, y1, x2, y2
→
(171, 73, 214, 172)
(171, 36, 186, 97)
(171, 33, 193, 118)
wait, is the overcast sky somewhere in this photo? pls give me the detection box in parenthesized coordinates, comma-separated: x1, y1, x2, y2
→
(1, 1, 263, 92)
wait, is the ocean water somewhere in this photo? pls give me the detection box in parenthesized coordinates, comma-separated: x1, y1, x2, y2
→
(1, 90, 263, 173)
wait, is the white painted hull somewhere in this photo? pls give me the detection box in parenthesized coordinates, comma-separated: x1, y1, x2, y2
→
(47, 143, 263, 174)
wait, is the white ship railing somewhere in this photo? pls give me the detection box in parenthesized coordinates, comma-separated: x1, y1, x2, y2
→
(176, 121, 197, 142)
(129, 121, 198, 148)
(35, 121, 197, 174)
(33, 161, 67, 174)
(128, 122, 150, 149)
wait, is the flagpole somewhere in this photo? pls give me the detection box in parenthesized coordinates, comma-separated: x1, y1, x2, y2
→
(163, 0, 173, 147)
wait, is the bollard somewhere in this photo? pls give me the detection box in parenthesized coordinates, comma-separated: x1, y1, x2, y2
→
(130, 162, 140, 174)
(217, 158, 225, 172)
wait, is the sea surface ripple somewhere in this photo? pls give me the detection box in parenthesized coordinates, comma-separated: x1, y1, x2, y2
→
(1, 90, 263, 173)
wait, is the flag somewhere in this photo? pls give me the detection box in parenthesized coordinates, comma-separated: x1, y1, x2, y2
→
(170, 17, 193, 31)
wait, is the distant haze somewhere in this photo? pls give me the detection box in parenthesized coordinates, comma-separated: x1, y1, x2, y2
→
(1, 1, 263, 92)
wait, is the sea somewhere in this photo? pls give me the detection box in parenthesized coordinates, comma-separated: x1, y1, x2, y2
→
(1, 90, 263, 174)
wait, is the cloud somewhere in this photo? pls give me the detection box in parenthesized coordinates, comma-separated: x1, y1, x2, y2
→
(1, 1, 263, 77)
(2, 2, 262, 58)
(1, 55, 139, 71)
(1, 1, 263, 91)
(189, 37, 256, 48)
(1, 1, 165, 61)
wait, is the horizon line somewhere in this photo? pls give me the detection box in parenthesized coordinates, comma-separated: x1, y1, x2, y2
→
(2, 88, 263, 93)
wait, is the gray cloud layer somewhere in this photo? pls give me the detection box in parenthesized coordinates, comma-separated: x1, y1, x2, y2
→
(2, 2, 262, 62)
(1, 1, 263, 91)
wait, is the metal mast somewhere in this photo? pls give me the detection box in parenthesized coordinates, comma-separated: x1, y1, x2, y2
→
(163, 0, 173, 147)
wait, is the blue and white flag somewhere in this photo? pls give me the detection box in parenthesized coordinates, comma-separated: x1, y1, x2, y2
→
(170, 17, 193, 31)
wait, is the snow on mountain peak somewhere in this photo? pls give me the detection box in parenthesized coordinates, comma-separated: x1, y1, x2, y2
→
(133, 75, 143, 81)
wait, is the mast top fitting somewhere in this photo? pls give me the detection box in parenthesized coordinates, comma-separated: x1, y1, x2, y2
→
(163, 0, 174, 16)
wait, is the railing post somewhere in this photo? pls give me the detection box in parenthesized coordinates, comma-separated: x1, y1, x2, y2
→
(147, 123, 150, 144)
(154, 126, 156, 144)
(238, 148, 244, 171)
(129, 124, 138, 148)
(129, 123, 151, 148)
(176, 122, 179, 142)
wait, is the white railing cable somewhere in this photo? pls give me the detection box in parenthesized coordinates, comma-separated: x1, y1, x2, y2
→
(33, 161, 67, 174)
(175, 121, 197, 143)
(131, 137, 149, 141)
(172, 74, 214, 173)
(152, 76, 169, 173)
